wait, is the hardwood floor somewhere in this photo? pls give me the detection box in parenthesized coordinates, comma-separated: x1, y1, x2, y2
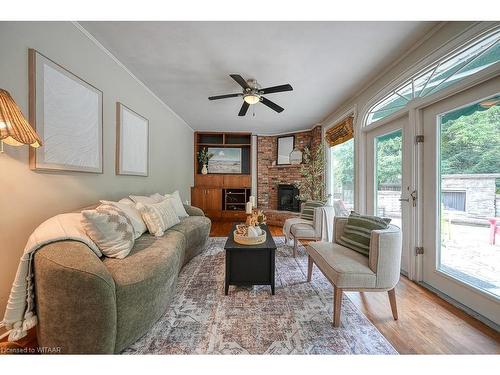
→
(1, 221, 498, 354)
(211, 221, 500, 354)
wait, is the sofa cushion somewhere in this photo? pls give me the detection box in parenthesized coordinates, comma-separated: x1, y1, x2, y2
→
(168, 216, 211, 264)
(290, 222, 316, 239)
(307, 241, 376, 289)
(337, 212, 390, 256)
(102, 231, 186, 352)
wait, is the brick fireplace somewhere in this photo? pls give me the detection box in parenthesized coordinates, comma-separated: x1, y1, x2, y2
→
(257, 126, 322, 225)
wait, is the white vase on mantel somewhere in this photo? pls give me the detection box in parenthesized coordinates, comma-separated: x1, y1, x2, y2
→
(201, 164, 208, 175)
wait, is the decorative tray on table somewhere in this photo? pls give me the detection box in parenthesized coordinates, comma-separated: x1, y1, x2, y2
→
(233, 224, 267, 245)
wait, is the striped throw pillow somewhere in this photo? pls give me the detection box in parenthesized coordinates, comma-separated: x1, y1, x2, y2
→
(300, 200, 324, 221)
(337, 212, 391, 256)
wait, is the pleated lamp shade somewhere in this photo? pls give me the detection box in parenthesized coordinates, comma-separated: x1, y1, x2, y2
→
(0, 89, 42, 148)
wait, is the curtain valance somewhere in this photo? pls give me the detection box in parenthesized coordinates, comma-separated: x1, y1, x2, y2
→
(325, 116, 354, 147)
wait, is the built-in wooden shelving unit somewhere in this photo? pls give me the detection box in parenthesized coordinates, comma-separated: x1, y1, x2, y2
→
(191, 131, 252, 220)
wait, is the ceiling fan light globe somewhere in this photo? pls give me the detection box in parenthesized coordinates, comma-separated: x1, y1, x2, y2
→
(243, 94, 260, 105)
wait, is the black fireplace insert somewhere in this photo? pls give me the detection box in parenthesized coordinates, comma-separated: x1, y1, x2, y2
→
(277, 184, 300, 212)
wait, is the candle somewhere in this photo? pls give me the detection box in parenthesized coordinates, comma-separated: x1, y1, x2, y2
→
(249, 196, 256, 208)
(246, 201, 253, 214)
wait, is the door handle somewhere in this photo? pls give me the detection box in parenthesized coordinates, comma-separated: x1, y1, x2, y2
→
(399, 190, 417, 207)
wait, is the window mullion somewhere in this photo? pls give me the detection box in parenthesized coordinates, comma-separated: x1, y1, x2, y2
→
(430, 39, 499, 95)
(419, 64, 439, 97)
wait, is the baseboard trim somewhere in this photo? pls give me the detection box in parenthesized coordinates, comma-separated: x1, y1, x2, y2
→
(419, 281, 500, 332)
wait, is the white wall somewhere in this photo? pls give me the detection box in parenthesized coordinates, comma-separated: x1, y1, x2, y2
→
(0, 22, 194, 319)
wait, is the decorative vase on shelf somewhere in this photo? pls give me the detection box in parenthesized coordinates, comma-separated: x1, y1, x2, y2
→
(201, 164, 208, 175)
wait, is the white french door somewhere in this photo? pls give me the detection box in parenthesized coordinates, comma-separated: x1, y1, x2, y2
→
(365, 115, 412, 273)
(421, 75, 500, 325)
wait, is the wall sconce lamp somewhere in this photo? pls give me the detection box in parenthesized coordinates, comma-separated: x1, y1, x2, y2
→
(0, 89, 42, 153)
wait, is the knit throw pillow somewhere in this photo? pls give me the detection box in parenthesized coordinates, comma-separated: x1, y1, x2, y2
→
(100, 200, 147, 239)
(81, 204, 135, 259)
(337, 212, 391, 256)
(136, 199, 180, 237)
(300, 200, 325, 221)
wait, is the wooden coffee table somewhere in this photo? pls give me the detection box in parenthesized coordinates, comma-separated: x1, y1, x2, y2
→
(224, 223, 277, 295)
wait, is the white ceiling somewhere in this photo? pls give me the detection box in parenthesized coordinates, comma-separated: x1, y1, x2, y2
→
(80, 21, 437, 134)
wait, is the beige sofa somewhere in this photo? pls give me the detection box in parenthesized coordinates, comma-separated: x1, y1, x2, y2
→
(306, 216, 402, 327)
(33, 204, 211, 354)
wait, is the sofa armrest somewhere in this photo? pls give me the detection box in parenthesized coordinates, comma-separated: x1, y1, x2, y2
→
(184, 204, 205, 216)
(34, 241, 117, 353)
(333, 216, 348, 243)
(369, 225, 402, 289)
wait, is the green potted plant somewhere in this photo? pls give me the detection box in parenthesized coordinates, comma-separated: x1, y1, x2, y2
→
(198, 147, 214, 175)
(295, 142, 329, 202)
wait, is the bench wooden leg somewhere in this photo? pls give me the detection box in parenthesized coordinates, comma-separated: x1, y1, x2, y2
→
(388, 288, 398, 320)
(307, 255, 313, 281)
(333, 286, 343, 327)
(293, 237, 298, 257)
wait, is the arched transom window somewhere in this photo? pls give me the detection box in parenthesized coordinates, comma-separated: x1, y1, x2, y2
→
(365, 27, 500, 126)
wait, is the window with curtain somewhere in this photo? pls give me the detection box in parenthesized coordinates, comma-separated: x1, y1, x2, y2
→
(326, 116, 355, 211)
(365, 27, 500, 126)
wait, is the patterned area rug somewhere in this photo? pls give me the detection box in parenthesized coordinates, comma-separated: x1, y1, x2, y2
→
(123, 237, 397, 354)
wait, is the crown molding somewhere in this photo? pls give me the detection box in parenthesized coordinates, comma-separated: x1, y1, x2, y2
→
(255, 124, 322, 137)
(72, 21, 194, 132)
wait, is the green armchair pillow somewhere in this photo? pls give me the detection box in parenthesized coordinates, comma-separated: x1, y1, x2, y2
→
(337, 212, 391, 256)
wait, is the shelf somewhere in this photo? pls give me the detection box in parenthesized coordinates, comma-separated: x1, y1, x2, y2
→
(269, 164, 302, 169)
(197, 143, 251, 147)
(196, 173, 250, 178)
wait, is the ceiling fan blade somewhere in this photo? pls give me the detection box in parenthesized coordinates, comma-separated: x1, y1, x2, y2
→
(261, 97, 284, 113)
(208, 93, 241, 100)
(260, 84, 293, 95)
(238, 101, 250, 116)
(230, 74, 250, 89)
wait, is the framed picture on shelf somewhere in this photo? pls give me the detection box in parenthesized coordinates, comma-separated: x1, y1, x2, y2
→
(116, 102, 149, 176)
(277, 135, 295, 165)
(29, 49, 103, 173)
(207, 147, 242, 174)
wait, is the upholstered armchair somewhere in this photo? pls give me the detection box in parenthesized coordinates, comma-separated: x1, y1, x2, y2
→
(306, 216, 402, 327)
(284, 206, 335, 257)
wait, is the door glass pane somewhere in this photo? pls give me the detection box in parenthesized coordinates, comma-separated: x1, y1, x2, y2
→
(375, 130, 402, 228)
(438, 95, 500, 298)
(330, 138, 354, 213)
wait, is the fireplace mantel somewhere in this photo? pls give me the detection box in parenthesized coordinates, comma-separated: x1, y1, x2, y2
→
(268, 164, 302, 169)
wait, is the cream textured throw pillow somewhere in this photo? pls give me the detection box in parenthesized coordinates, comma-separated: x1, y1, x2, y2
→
(129, 194, 164, 205)
(136, 199, 180, 237)
(100, 200, 147, 239)
(150, 193, 166, 203)
(81, 204, 135, 259)
(164, 191, 189, 218)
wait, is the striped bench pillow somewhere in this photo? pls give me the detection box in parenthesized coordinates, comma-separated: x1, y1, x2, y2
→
(300, 200, 325, 221)
(337, 212, 391, 256)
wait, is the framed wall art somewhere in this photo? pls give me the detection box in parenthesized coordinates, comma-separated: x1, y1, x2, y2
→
(28, 49, 103, 173)
(207, 147, 242, 174)
(116, 102, 149, 176)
